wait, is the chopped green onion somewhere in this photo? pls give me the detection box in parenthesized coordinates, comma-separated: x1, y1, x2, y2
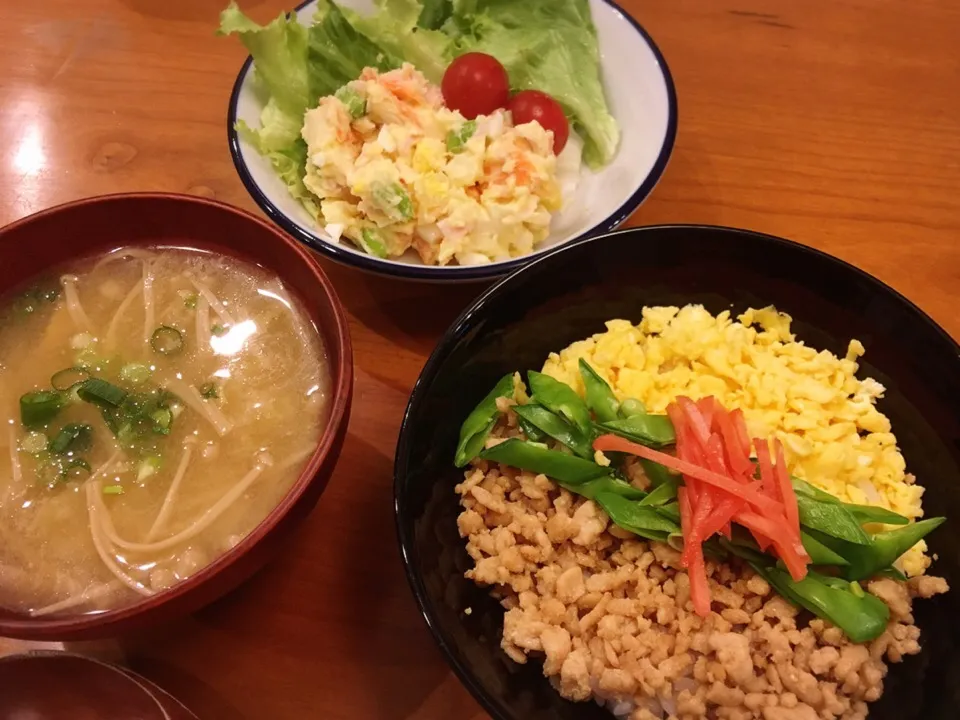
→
(211, 324, 228, 337)
(138, 455, 162, 481)
(150, 407, 173, 435)
(20, 391, 64, 428)
(21, 432, 48, 455)
(78, 378, 128, 408)
(102, 485, 124, 495)
(199, 382, 219, 399)
(62, 458, 91, 482)
(120, 363, 152, 385)
(51, 367, 91, 391)
(50, 423, 93, 454)
(151, 326, 185, 355)
(37, 460, 65, 486)
(182, 292, 198, 309)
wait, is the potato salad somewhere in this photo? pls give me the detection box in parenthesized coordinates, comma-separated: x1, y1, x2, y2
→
(301, 64, 574, 266)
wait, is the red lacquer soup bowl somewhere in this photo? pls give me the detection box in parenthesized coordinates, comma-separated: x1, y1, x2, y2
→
(0, 193, 352, 640)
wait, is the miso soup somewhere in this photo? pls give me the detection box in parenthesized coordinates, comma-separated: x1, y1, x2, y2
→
(0, 247, 328, 616)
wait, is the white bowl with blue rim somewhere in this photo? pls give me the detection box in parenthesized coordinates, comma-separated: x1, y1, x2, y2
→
(227, 0, 677, 282)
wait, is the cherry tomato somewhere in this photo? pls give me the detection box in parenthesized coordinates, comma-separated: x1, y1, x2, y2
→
(441, 53, 510, 120)
(507, 90, 569, 154)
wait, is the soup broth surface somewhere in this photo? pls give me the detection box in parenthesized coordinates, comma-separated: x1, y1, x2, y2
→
(0, 247, 328, 615)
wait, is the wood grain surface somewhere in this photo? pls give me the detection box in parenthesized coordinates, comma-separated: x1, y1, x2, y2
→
(1, 0, 958, 718)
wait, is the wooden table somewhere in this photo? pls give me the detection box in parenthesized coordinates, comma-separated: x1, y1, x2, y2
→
(1, 1, 958, 717)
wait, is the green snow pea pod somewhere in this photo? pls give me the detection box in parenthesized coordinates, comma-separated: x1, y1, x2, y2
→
(514, 403, 592, 458)
(528, 371, 593, 436)
(479, 438, 608, 485)
(751, 564, 890, 643)
(595, 492, 680, 542)
(796, 495, 871, 545)
(599, 413, 675, 448)
(578, 359, 620, 423)
(618, 398, 647, 418)
(454, 374, 517, 467)
(837, 517, 946, 582)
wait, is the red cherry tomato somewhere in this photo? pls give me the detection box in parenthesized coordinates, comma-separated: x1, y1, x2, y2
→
(441, 53, 510, 120)
(507, 90, 569, 154)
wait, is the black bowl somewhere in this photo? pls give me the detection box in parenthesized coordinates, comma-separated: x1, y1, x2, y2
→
(393, 225, 960, 720)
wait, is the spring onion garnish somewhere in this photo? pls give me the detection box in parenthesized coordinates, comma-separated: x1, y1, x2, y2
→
(151, 325, 185, 355)
(49, 423, 93, 454)
(62, 458, 91, 481)
(138, 455, 162, 481)
(120, 363, 152, 385)
(182, 292, 198, 309)
(150, 407, 173, 435)
(20, 391, 64, 428)
(210, 324, 228, 337)
(77, 378, 128, 408)
(199, 382, 219, 399)
(102, 485, 124, 495)
(21, 432, 48, 455)
(51, 367, 92, 391)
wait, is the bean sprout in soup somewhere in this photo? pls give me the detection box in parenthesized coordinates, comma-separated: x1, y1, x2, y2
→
(0, 247, 329, 616)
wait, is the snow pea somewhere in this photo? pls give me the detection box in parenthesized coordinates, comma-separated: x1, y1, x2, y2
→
(792, 477, 909, 525)
(752, 564, 890, 644)
(513, 403, 592, 458)
(800, 530, 849, 567)
(454, 373, 516, 467)
(619, 398, 647, 418)
(638, 458, 679, 488)
(516, 415, 547, 443)
(598, 413, 675, 448)
(528, 371, 593, 436)
(595, 491, 680, 542)
(578, 359, 620, 423)
(639, 481, 678, 507)
(796, 495, 871, 545)
(565, 474, 647, 501)
(837, 517, 946, 582)
(479, 438, 609, 485)
(847, 504, 910, 526)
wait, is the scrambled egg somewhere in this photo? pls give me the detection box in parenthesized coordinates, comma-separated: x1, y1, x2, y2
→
(541, 305, 930, 576)
(301, 64, 566, 266)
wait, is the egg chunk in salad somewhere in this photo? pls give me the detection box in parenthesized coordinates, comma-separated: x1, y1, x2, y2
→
(301, 64, 576, 266)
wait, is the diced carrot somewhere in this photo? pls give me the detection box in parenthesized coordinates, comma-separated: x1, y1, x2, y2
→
(774, 439, 801, 537)
(593, 435, 784, 516)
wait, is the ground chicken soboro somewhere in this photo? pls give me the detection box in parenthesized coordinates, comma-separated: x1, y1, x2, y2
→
(456, 422, 949, 719)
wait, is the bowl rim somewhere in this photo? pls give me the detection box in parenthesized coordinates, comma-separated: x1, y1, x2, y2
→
(0, 191, 353, 637)
(392, 222, 960, 720)
(225, 0, 679, 281)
